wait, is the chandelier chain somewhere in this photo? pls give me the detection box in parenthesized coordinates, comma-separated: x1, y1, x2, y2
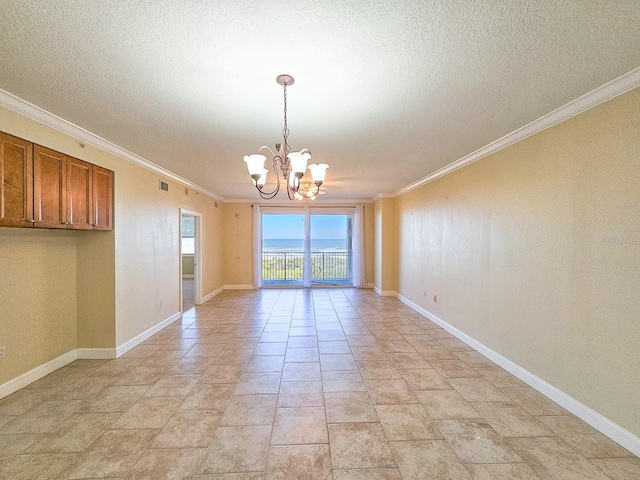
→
(282, 83, 289, 151)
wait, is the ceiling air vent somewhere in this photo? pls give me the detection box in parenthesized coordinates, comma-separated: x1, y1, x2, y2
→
(159, 180, 169, 192)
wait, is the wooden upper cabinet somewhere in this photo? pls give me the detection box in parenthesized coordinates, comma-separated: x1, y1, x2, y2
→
(92, 166, 113, 230)
(33, 145, 67, 229)
(1, 130, 113, 231)
(0, 132, 33, 227)
(66, 156, 93, 230)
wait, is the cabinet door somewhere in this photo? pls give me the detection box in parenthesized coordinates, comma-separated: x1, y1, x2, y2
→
(66, 156, 93, 230)
(0, 132, 33, 227)
(92, 166, 113, 230)
(33, 145, 67, 229)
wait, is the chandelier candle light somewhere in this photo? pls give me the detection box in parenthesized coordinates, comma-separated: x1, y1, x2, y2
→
(244, 74, 328, 200)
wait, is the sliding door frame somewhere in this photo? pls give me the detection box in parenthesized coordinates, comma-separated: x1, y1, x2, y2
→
(259, 206, 356, 287)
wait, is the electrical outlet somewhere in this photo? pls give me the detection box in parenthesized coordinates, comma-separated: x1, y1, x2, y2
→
(433, 295, 438, 303)
(423, 291, 427, 297)
(159, 299, 163, 308)
(0, 346, 6, 359)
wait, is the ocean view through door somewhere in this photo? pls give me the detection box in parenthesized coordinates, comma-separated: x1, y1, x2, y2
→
(262, 212, 353, 286)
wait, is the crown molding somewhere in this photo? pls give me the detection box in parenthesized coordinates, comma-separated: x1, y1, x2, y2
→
(372, 193, 395, 202)
(222, 198, 260, 204)
(225, 197, 373, 205)
(5, 64, 638, 204)
(394, 66, 640, 198)
(0, 88, 225, 202)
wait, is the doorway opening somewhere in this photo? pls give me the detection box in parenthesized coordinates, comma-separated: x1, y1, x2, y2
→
(180, 209, 202, 311)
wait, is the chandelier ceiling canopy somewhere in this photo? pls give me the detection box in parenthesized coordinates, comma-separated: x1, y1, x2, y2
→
(243, 75, 328, 200)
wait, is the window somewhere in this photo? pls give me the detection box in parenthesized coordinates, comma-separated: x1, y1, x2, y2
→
(181, 216, 195, 255)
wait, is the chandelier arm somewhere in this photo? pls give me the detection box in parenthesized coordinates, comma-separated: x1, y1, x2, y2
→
(295, 183, 321, 199)
(255, 172, 280, 199)
(258, 145, 277, 157)
(256, 184, 280, 199)
(253, 156, 282, 198)
(255, 183, 279, 198)
(286, 179, 296, 200)
(271, 157, 282, 197)
(286, 173, 302, 200)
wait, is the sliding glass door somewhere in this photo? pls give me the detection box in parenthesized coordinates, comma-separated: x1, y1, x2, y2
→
(310, 214, 352, 284)
(261, 210, 353, 286)
(262, 214, 305, 285)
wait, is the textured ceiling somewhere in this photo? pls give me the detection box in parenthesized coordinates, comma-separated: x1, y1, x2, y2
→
(1, 0, 639, 201)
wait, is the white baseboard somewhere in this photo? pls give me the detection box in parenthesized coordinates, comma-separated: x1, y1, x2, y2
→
(365, 283, 375, 289)
(1, 311, 181, 399)
(373, 286, 398, 297)
(115, 312, 182, 357)
(224, 284, 255, 290)
(395, 293, 640, 457)
(76, 348, 116, 359)
(200, 284, 255, 304)
(201, 285, 225, 303)
(0, 349, 77, 399)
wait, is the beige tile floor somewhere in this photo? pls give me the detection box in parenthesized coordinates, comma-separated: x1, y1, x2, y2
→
(1, 288, 639, 479)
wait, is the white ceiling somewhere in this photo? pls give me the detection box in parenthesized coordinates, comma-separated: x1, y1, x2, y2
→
(1, 1, 639, 202)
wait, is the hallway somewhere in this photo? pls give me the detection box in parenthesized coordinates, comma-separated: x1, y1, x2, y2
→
(183, 278, 195, 312)
(0, 289, 637, 479)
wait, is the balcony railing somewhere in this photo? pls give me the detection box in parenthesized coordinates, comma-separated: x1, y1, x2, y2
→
(262, 251, 352, 283)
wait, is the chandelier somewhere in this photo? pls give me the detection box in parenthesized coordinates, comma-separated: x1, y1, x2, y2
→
(243, 74, 328, 200)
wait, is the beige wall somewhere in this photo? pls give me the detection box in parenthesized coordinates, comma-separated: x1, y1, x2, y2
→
(201, 201, 225, 296)
(223, 204, 254, 286)
(76, 230, 116, 349)
(0, 229, 78, 384)
(395, 87, 640, 436)
(374, 200, 382, 288)
(75, 149, 224, 347)
(0, 105, 225, 380)
(363, 204, 375, 286)
(374, 197, 398, 293)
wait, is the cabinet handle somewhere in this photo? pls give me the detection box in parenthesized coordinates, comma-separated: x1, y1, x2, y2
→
(29, 219, 35, 224)
(64, 221, 70, 225)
